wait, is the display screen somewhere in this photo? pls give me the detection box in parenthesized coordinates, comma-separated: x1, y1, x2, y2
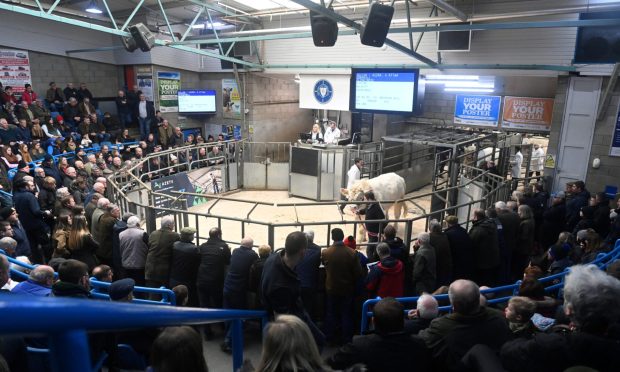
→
(178, 90, 216, 113)
(350, 69, 419, 114)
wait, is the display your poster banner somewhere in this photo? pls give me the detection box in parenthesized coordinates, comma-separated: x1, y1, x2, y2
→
(0, 49, 31, 97)
(502, 97, 555, 132)
(610, 101, 620, 157)
(222, 79, 241, 118)
(299, 74, 350, 111)
(454, 95, 501, 127)
(136, 67, 154, 101)
(157, 71, 180, 112)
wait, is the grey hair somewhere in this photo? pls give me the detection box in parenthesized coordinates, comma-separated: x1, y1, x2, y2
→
(417, 232, 430, 245)
(106, 204, 120, 213)
(448, 279, 480, 315)
(564, 264, 620, 331)
(417, 294, 439, 319)
(127, 216, 140, 228)
(304, 230, 314, 243)
(506, 201, 518, 211)
(56, 187, 70, 199)
(428, 219, 442, 233)
(511, 190, 523, 201)
(376, 242, 391, 258)
(494, 201, 507, 210)
(161, 215, 175, 229)
(121, 213, 135, 222)
(518, 204, 533, 219)
(240, 236, 254, 248)
(29, 265, 55, 284)
(97, 198, 110, 208)
(0, 237, 17, 251)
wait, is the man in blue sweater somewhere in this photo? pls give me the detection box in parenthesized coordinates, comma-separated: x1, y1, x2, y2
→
(12, 265, 54, 296)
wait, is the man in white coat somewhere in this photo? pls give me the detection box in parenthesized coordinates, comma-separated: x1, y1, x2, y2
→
(529, 144, 545, 178)
(340, 158, 364, 212)
(324, 120, 341, 144)
(511, 146, 523, 190)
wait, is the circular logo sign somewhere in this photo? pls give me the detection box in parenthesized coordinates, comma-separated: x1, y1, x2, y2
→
(313, 79, 333, 104)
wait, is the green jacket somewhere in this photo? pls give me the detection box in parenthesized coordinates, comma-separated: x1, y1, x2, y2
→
(145, 228, 180, 282)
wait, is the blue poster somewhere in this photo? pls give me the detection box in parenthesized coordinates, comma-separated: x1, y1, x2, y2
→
(454, 95, 502, 127)
(610, 102, 620, 157)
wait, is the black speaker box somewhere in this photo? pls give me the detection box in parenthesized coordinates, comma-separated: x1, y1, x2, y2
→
(360, 3, 394, 47)
(121, 36, 138, 53)
(129, 23, 156, 52)
(310, 10, 338, 47)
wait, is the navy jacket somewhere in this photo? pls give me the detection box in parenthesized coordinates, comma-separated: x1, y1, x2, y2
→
(261, 250, 304, 318)
(15, 126, 31, 143)
(444, 224, 475, 280)
(42, 164, 62, 186)
(12, 189, 47, 231)
(295, 242, 321, 289)
(223, 245, 258, 294)
(11, 222, 31, 257)
(197, 237, 231, 284)
(566, 189, 590, 231)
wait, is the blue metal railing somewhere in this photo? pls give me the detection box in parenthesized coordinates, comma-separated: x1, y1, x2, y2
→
(0, 295, 267, 372)
(2, 250, 177, 306)
(360, 239, 620, 333)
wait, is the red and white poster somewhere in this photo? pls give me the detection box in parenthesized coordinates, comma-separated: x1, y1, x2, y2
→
(0, 49, 32, 97)
(502, 96, 555, 132)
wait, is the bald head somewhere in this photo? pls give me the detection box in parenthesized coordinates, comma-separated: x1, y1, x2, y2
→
(96, 177, 107, 185)
(30, 265, 55, 286)
(449, 279, 480, 315)
(240, 237, 254, 248)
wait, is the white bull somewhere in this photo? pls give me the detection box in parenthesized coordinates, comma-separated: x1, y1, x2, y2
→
(340, 172, 406, 220)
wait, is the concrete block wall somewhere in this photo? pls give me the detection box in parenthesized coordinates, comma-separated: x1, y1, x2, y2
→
(585, 79, 620, 195)
(26, 50, 123, 99)
(245, 74, 313, 143)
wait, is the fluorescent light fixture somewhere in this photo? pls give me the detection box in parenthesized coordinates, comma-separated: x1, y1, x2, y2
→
(444, 81, 495, 89)
(444, 88, 494, 93)
(425, 74, 479, 81)
(192, 21, 234, 30)
(85, 0, 103, 14)
(232, 0, 321, 11)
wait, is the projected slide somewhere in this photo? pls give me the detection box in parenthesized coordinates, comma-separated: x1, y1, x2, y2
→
(354, 72, 416, 112)
(178, 90, 216, 113)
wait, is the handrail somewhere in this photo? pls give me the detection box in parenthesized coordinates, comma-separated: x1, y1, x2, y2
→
(88, 278, 177, 305)
(359, 240, 620, 333)
(0, 295, 267, 372)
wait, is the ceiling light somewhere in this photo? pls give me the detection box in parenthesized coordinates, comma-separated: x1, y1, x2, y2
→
(85, 0, 103, 14)
(444, 88, 494, 93)
(444, 81, 495, 89)
(425, 75, 479, 81)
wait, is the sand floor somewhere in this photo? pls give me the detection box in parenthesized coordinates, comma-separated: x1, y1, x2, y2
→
(184, 184, 434, 251)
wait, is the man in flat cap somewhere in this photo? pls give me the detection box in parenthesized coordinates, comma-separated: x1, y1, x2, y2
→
(109, 278, 135, 302)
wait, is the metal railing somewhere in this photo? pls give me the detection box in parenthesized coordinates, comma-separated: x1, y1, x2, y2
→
(0, 295, 267, 372)
(106, 141, 513, 248)
(359, 239, 620, 333)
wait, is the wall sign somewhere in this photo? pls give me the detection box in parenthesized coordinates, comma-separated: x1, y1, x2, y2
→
(136, 66, 153, 101)
(299, 74, 350, 111)
(610, 100, 620, 157)
(544, 154, 557, 168)
(222, 79, 241, 119)
(0, 49, 31, 98)
(157, 71, 180, 112)
(453, 95, 501, 127)
(313, 79, 333, 104)
(502, 96, 555, 132)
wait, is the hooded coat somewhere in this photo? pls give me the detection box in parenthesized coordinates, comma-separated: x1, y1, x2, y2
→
(365, 256, 404, 298)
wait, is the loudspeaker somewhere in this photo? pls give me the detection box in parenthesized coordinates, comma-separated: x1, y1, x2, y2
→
(360, 3, 394, 47)
(310, 10, 338, 47)
(437, 23, 471, 52)
(121, 36, 138, 53)
(128, 23, 156, 52)
(575, 12, 620, 63)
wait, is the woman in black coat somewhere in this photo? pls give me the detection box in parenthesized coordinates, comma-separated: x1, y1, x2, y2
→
(67, 214, 99, 271)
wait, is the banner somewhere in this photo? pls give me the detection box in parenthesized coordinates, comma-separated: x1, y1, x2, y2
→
(0, 49, 31, 97)
(222, 79, 241, 118)
(136, 66, 153, 101)
(157, 71, 180, 112)
(502, 97, 555, 132)
(610, 100, 620, 157)
(299, 74, 350, 111)
(150, 167, 222, 215)
(453, 95, 501, 127)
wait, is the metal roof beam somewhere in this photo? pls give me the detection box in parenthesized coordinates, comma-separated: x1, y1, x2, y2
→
(185, 0, 262, 26)
(173, 18, 620, 45)
(285, 0, 438, 67)
(426, 0, 467, 22)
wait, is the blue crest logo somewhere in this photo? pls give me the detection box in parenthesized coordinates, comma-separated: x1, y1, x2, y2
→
(313, 79, 333, 104)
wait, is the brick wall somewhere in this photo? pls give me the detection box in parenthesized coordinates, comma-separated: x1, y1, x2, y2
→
(27, 50, 123, 99)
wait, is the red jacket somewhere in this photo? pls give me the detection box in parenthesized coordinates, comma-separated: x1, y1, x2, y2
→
(21, 91, 37, 105)
(366, 256, 404, 298)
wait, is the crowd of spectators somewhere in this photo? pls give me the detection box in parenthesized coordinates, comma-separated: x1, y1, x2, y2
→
(1, 81, 620, 371)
